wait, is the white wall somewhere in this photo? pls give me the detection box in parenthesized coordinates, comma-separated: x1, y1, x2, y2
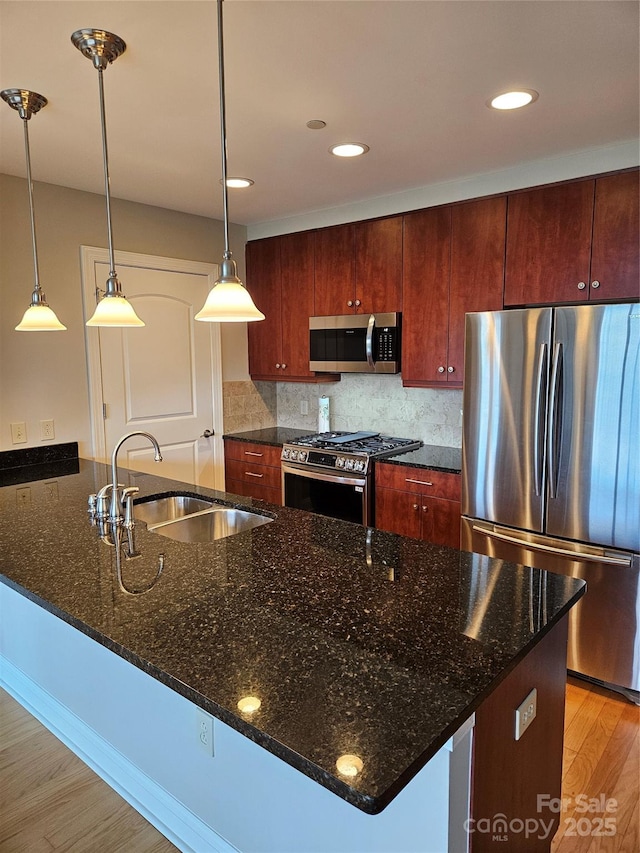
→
(0, 174, 250, 455)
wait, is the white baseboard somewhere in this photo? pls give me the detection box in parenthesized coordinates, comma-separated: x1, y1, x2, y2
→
(0, 656, 238, 853)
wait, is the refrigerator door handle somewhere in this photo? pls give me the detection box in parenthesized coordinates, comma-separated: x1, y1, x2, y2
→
(533, 343, 548, 497)
(547, 341, 563, 499)
(471, 523, 633, 567)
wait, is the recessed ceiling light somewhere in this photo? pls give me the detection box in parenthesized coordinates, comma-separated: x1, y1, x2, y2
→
(329, 143, 370, 158)
(306, 119, 326, 130)
(219, 177, 254, 188)
(488, 90, 539, 110)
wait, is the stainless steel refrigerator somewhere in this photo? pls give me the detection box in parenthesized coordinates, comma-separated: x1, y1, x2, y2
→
(461, 303, 639, 703)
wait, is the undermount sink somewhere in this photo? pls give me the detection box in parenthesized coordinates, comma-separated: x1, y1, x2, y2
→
(134, 493, 273, 543)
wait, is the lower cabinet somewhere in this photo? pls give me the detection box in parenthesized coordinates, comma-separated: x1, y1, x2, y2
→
(375, 462, 461, 548)
(224, 439, 282, 505)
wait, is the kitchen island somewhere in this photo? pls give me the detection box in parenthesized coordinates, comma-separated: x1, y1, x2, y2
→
(0, 459, 585, 852)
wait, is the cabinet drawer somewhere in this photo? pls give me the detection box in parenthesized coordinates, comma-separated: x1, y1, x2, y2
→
(226, 477, 282, 506)
(224, 439, 281, 467)
(225, 458, 281, 491)
(376, 463, 461, 500)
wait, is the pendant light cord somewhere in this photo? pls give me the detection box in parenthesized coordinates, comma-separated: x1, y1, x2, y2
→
(22, 117, 41, 295)
(217, 0, 231, 261)
(97, 68, 118, 285)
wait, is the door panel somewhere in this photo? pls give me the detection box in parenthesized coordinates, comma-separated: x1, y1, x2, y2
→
(314, 224, 355, 315)
(590, 171, 640, 300)
(462, 308, 552, 532)
(547, 304, 640, 551)
(355, 217, 402, 314)
(94, 260, 220, 488)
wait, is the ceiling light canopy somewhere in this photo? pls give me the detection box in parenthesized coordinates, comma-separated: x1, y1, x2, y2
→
(489, 89, 539, 110)
(330, 143, 370, 158)
(196, 0, 264, 324)
(72, 28, 144, 328)
(1, 88, 67, 332)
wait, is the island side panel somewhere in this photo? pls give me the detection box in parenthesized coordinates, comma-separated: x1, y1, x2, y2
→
(470, 616, 569, 852)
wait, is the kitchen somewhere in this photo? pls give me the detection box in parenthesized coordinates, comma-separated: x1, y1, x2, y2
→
(1, 1, 639, 852)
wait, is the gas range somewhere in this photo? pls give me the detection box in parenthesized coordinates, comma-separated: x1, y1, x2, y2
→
(281, 431, 422, 475)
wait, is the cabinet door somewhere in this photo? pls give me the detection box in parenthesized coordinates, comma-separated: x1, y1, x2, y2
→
(504, 181, 594, 306)
(420, 497, 461, 549)
(590, 170, 639, 300)
(280, 231, 316, 378)
(447, 197, 506, 385)
(375, 487, 422, 539)
(402, 207, 452, 385)
(314, 224, 356, 315)
(247, 238, 282, 378)
(355, 217, 403, 314)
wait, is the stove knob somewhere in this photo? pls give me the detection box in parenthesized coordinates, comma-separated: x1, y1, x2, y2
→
(298, 451, 307, 462)
(345, 458, 354, 470)
(336, 457, 345, 468)
(282, 448, 290, 459)
(356, 460, 365, 472)
(291, 449, 298, 461)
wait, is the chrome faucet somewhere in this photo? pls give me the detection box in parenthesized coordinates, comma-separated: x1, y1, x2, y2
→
(107, 431, 163, 523)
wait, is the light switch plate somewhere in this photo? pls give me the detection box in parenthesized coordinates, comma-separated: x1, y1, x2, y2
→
(514, 687, 537, 741)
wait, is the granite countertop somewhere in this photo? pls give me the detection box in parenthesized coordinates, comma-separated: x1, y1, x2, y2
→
(0, 460, 584, 814)
(223, 427, 311, 447)
(380, 444, 462, 474)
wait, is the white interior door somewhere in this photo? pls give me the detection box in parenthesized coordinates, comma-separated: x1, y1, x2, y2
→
(81, 247, 224, 490)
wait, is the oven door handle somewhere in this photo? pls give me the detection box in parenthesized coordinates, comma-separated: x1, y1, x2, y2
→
(282, 462, 366, 488)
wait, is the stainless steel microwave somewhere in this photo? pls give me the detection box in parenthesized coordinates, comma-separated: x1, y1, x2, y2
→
(309, 312, 401, 374)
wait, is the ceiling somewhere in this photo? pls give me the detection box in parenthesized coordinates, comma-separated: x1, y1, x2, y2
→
(0, 1, 638, 227)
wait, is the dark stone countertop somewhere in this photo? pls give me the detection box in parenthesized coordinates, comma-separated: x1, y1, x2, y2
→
(380, 444, 462, 475)
(223, 427, 311, 447)
(0, 460, 584, 815)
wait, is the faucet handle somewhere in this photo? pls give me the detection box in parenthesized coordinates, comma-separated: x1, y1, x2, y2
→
(122, 486, 139, 528)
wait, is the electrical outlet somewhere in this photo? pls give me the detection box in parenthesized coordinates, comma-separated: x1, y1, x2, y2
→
(514, 687, 537, 741)
(196, 708, 214, 756)
(11, 422, 27, 444)
(40, 419, 55, 441)
(16, 487, 31, 507)
(300, 400, 309, 416)
(44, 481, 59, 502)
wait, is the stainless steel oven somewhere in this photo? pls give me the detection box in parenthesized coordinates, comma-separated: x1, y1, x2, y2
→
(281, 431, 421, 526)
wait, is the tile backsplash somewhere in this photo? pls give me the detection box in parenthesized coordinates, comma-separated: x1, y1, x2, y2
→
(224, 376, 463, 448)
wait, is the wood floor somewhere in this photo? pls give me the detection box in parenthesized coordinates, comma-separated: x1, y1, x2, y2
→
(1, 678, 638, 852)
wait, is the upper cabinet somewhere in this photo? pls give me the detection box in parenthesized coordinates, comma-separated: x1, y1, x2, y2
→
(314, 217, 402, 315)
(504, 170, 639, 306)
(402, 196, 506, 388)
(248, 232, 336, 382)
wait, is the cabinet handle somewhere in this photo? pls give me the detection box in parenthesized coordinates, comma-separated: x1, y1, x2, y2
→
(244, 451, 264, 457)
(347, 300, 354, 307)
(412, 504, 419, 511)
(281, 363, 287, 369)
(577, 282, 586, 290)
(422, 505, 428, 512)
(447, 366, 455, 374)
(355, 299, 361, 307)
(591, 280, 600, 289)
(437, 366, 445, 373)
(245, 471, 264, 478)
(406, 478, 433, 487)
(275, 363, 281, 369)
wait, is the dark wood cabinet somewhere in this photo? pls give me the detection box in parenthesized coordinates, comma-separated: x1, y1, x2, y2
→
(375, 463, 461, 549)
(314, 217, 402, 315)
(224, 438, 282, 505)
(402, 197, 505, 388)
(247, 233, 337, 382)
(504, 169, 639, 306)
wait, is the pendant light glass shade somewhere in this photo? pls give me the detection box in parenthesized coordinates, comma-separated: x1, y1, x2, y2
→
(72, 29, 144, 328)
(196, 0, 264, 324)
(16, 303, 67, 331)
(1, 88, 67, 331)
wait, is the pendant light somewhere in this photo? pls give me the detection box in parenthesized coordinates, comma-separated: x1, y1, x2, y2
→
(195, 0, 264, 323)
(71, 29, 144, 328)
(1, 89, 67, 331)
